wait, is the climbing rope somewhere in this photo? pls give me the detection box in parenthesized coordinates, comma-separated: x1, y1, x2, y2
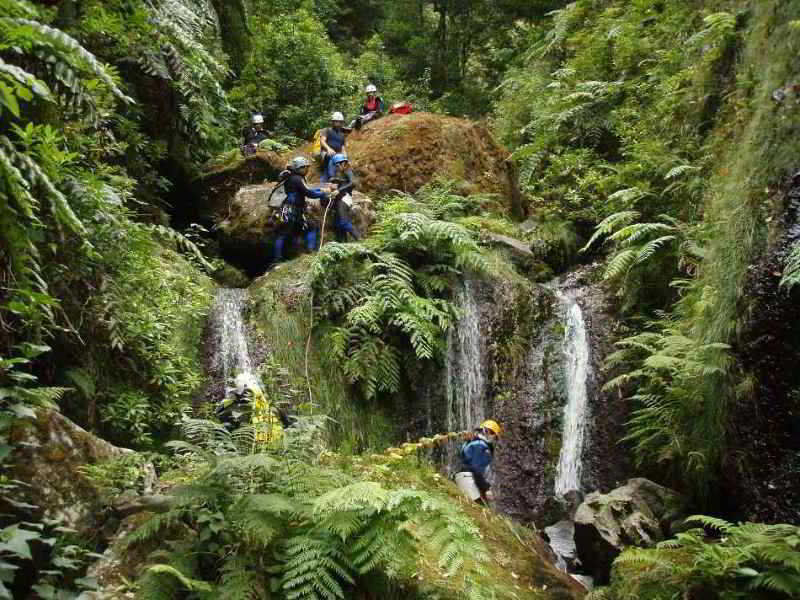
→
(304, 190, 335, 412)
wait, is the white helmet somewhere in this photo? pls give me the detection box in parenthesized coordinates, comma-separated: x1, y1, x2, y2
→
(331, 111, 345, 122)
(251, 113, 264, 124)
(365, 84, 377, 93)
(289, 156, 311, 171)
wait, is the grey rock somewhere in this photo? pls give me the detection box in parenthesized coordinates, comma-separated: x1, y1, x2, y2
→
(573, 478, 685, 583)
(486, 232, 535, 258)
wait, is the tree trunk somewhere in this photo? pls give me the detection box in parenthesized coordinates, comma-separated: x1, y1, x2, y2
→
(211, 0, 251, 77)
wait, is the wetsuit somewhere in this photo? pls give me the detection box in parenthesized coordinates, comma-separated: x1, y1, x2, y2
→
(321, 127, 346, 183)
(328, 169, 360, 242)
(460, 435, 494, 494)
(274, 173, 328, 261)
(242, 126, 269, 156)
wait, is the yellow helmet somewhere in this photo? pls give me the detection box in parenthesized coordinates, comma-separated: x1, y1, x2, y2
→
(480, 420, 502, 437)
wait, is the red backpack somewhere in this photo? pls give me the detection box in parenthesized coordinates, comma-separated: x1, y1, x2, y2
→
(389, 102, 413, 115)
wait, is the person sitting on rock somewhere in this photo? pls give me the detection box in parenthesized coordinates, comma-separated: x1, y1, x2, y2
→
(320, 112, 347, 183)
(455, 419, 502, 505)
(349, 84, 385, 130)
(325, 153, 361, 242)
(241, 113, 269, 155)
(274, 156, 330, 262)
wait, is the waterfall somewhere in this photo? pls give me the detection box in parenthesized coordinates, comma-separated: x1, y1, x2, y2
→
(209, 288, 259, 394)
(554, 292, 591, 498)
(444, 280, 487, 472)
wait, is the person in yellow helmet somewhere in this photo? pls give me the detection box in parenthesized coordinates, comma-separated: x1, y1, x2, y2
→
(455, 419, 502, 505)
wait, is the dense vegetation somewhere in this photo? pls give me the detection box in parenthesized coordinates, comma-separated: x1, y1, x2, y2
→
(3, 0, 800, 598)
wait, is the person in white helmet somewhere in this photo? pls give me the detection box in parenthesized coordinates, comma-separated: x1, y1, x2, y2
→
(349, 84, 385, 130)
(241, 113, 269, 155)
(320, 111, 348, 183)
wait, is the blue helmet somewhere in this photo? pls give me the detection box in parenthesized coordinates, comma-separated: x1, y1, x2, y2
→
(331, 153, 349, 166)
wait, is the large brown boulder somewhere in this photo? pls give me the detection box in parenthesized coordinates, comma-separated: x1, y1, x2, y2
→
(286, 113, 518, 203)
(10, 410, 132, 536)
(573, 478, 685, 583)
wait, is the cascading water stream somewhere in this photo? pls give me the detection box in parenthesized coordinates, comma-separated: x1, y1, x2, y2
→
(554, 292, 591, 498)
(444, 279, 487, 472)
(209, 288, 259, 394)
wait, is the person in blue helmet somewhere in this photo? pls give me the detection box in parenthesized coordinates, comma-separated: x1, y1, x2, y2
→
(273, 156, 330, 262)
(455, 419, 503, 505)
(325, 153, 361, 242)
(320, 112, 347, 184)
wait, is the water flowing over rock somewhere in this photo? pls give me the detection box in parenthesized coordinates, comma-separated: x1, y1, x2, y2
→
(204, 287, 263, 404)
(417, 265, 628, 526)
(554, 291, 592, 498)
(444, 279, 488, 472)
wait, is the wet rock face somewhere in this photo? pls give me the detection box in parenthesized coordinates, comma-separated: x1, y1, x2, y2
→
(573, 478, 685, 584)
(409, 263, 630, 527)
(731, 170, 800, 524)
(492, 266, 629, 525)
(491, 282, 565, 523)
(10, 410, 131, 537)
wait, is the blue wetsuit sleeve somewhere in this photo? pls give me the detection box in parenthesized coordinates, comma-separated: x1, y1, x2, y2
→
(297, 178, 327, 200)
(464, 441, 492, 492)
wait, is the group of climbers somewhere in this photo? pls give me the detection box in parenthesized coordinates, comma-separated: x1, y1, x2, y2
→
(247, 84, 385, 263)
(272, 150, 360, 262)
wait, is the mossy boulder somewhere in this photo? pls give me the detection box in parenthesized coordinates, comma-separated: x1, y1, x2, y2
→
(283, 112, 520, 208)
(217, 182, 377, 246)
(10, 409, 132, 537)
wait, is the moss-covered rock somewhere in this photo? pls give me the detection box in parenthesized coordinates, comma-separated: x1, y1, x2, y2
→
(10, 410, 131, 538)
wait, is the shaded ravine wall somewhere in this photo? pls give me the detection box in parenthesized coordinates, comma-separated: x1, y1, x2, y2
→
(409, 267, 630, 525)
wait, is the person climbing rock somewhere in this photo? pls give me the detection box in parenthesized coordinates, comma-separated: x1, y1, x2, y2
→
(325, 153, 361, 242)
(241, 113, 269, 155)
(216, 374, 285, 445)
(349, 84, 385, 130)
(455, 419, 502, 505)
(273, 156, 330, 262)
(320, 112, 347, 183)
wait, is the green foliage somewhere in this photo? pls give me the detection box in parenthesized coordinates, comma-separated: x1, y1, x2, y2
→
(497, 0, 720, 227)
(308, 184, 489, 399)
(128, 416, 497, 600)
(594, 517, 800, 599)
(604, 323, 731, 499)
(228, 8, 358, 137)
(581, 209, 703, 311)
(780, 242, 800, 290)
(73, 0, 233, 159)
